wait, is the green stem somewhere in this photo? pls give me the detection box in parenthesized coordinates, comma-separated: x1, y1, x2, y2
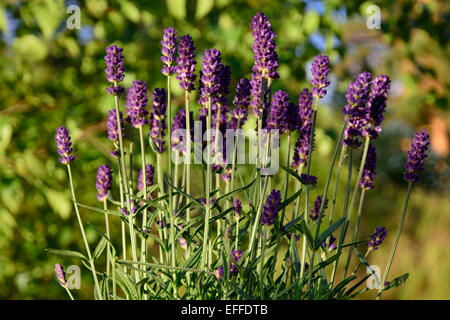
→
(377, 182, 413, 300)
(330, 148, 353, 286)
(342, 136, 371, 279)
(184, 91, 192, 260)
(139, 126, 148, 264)
(67, 165, 102, 299)
(103, 199, 111, 293)
(167, 76, 176, 269)
(260, 226, 267, 299)
(64, 286, 75, 300)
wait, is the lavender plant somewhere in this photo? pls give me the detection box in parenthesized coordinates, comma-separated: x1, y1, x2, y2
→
(49, 13, 430, 300)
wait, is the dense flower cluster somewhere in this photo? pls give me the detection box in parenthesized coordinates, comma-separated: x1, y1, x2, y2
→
(55, 126, 75, 165)
(403, 129, 430, 183)
(137, 164, 155, 192)
(199, 49, 222, 105)
(176, 35, 196, 92)
(267, 90, 290, 133)
(96, 164, 113, 201)
(360, 144, 377, 190)
(310, 195, 328, 222)
(292, 89, 313, 169)
(216, 249, 243, 281)
(104, 45, 125, 95)
(230, 78, 251, 130)
(300, 174, 317, 186)
(107, 109, 125, 142)
(261, 189, 281, 226)
(342, 72, 372, 149)
(310, 54, 331, 99)
(251, 12, 279, 80)
(368, 227, 387, 250)
(364, 75, 391, 139)
(161, 27, 178, 76)
(149, 88, 167, 153)
(125, 80, 149, 128)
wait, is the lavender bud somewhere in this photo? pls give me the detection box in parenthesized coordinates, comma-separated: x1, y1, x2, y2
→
(368, 227, 387, 250)
(403, 129, 430, 183)
(233, 198, 242, 219)
(360, 144, 377, 190)
(300, 174, 317, 186)
(149, 88, 167, 153)
(104, 45, 125, 83)
(107, 109, 125, 142)
(364, 75, 391, 139)
(261, 189, 282, 226)
(125, 80, 149, 128)
(55, 126, 75, 165)
(251, 12, 279, 80)
(161, 27, 178, 76)
(311, 54, 331, 99)
(310, 195, 328, 222)
(96, 164, 113, 201)
(54, 264, 67, 287)
(292, 89, 314, 169)
(267, 90, 290, 134)
(176, 35, 197, 92)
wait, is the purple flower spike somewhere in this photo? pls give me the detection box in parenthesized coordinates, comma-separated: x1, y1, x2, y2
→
(261, 189, 282, 226)
(55, 126, 75, 165)
(229, 249, 243, 275)
(360, 144, 377, 190)
(310, 195, 328, 222)
(54, 264, 67, 287)
(161, 27, 178, 76)
(149, 88, 167, 153)
(199, 49, 222, 106)
(251, 12, 279, 80)
(368, 227, 387, 250)
(176, 35, 197, 91)
(343, 72, 372, 149)
(125, 80, 149, 128)
(96, 164, 113, 201)
(364, 75, 391, 139)
(311, 54, 331, 99)
(107, 109, 125, 142)
(403, 129, 430, 183)
(104, 45, 125, 83)
(233, 198, 242, 219)
(230, 77, 251, 129)
(267, 90, 290, 134)
(249, 73, 268, 117)
(171, 109, 194, 153)
(292, 89, 314, 169)
(300, 174, 317, 186)
(137, 164, 155, 191)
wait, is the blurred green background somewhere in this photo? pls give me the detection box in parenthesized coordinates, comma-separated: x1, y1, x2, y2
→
(0, 0, 448, 299)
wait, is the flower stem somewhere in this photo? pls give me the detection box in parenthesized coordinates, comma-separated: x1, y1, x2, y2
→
(184, 91, 192, 259)
(342, 136, 371, 279)
(377, 182, 413, 300)
(139, 126, 148, 264)
(167, 75, 176, 269)
(66, 164, 103, 300)
(103, 199, 111, 292)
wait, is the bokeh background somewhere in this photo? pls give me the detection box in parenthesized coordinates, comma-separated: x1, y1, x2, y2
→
(0, 0, 448, 299)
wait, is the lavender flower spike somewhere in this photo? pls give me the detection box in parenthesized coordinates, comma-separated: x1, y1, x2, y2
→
(360, 144, 377, 190)
(96, 164, 113, 201)
(55, 126, 75, 165)
(310, 195, 328, 222)
(261, 189, 282, 226)
(161, 27, 178, 76)
(364, 75, 391, 139)
(138, 164, 155, 191)
(149, 88, 167, 153)
(403, 129, 430, 183)
(342, 72, 372, 149)
(104, 45, 125, 95)
(292, 89, 313, 169)
(125, 80, 149, 128)
(230, 78, 251, 130)
(198, 49, 222, 106)
(54, 264, 67, 287)
(267, 90, 290, 134)
(251, 12, 279, 79)
(368, 227, 387, 250)
(233, 198, 242, 219)
(176, 35, 196, 91)
(311, 54, 331, 99)
(107, 109, 125, 142)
